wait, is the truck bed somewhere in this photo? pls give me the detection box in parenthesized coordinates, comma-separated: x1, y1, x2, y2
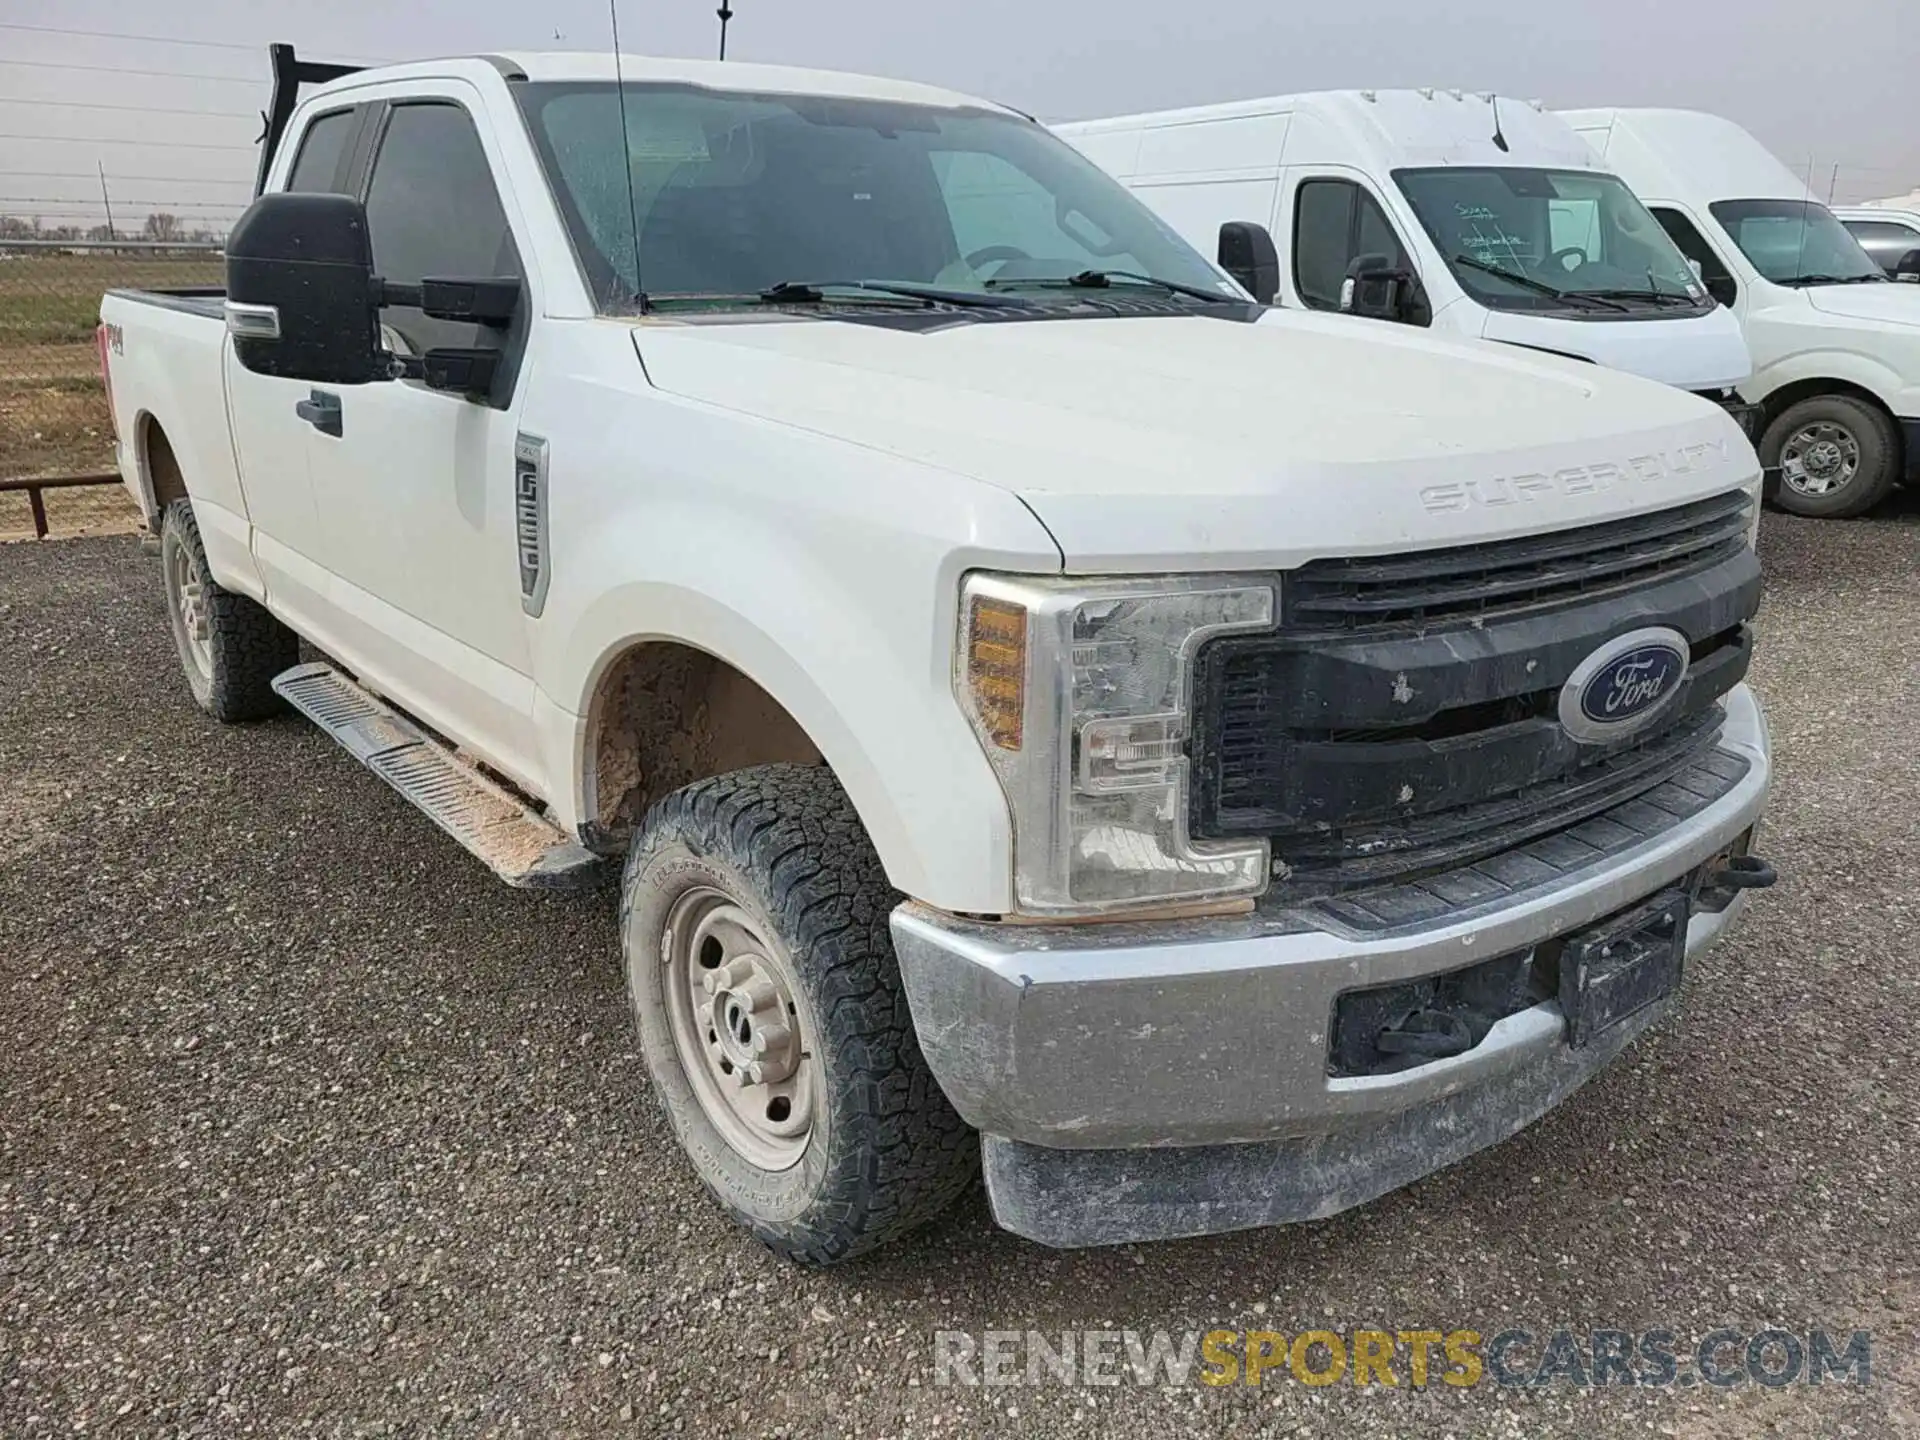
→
(104, 287, 226, 321)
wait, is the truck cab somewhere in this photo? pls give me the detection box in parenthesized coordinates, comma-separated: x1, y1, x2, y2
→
(1056, 90, 1755, 416)
(1564, 107, 1920, 517)
(97, 50, 1773, 1262)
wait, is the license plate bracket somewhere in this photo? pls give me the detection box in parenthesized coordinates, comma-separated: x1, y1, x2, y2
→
(1560, 888, 1689, 1049)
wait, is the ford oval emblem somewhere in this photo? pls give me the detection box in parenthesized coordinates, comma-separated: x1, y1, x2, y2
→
(1558, 627, 1690, 744)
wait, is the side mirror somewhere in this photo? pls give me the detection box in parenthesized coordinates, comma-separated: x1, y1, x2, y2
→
(1340, 253, 1415, 323)
(225, 191, 524, 395)
(1217, 221, 1280, 305)
(1896, 248, 1920, 282)
(225, 192, 384, 384)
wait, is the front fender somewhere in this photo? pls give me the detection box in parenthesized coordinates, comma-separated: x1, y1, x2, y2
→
(525, 364, 1062, 913)
(1741, 319, 1920, 417)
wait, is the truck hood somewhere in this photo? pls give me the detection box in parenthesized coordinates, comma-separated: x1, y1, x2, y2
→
(1803, 284, 1920, 328)
(634, 309, 1757, 570)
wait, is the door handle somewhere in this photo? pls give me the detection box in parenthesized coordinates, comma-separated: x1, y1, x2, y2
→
(295, 389, 343, 437)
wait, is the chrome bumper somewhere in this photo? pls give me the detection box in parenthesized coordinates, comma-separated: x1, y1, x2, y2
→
(891, 684, 1771, 1245)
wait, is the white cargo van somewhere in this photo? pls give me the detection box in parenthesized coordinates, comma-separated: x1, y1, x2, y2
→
(1564, 108, 1920, 517)
(1057, 90, 1755, 421)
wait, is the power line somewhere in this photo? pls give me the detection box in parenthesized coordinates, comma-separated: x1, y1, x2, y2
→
(0, 171, 254, 186)
(0, 134, 257, 152)
(0, 58, 268, 84)
(0, 197, 247, 211)
(0, 21, 392, 64)
(0, 97, 258, 121)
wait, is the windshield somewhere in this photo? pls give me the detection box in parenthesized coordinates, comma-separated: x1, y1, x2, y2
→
(1394, 167, 1712, 314)
(513, 82, 1238, 311)
(1708, 199, 1886, 284)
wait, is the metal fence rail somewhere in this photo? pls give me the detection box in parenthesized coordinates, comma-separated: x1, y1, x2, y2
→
(0, 240, 223, 498)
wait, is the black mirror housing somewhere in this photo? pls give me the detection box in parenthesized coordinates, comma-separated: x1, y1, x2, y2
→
(1896, 248, 1920, 281)
(1342, 252, 1411, 322)
(225, 192, 384, 385)
(1217, 221, 1280, 305)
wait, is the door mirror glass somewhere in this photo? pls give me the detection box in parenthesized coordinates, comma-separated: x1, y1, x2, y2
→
(1898, 248, 1920, 282)
(1217, 221, 1280, 304)
(225, 192, 385, 385)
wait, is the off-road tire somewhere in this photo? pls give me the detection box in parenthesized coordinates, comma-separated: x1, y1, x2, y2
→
(1759, 394, 1901, 518)
(159, 499, 298, 721)
(621, 764, 977, 1265)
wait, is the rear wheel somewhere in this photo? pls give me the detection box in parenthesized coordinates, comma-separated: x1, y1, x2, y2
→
(1760, 395, 1900, 518)
(621, 764, 976, 1265)
(159, 499, 299, 721)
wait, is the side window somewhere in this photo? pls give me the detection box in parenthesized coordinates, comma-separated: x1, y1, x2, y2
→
(284, 109, 357, 194)
(363, 101, 523, 359)
(1548, 198, 1603, 264)
(1294, 179, 1355, 308)
(1652, 207, 1737, 307)
(1293, 178, 1417, 316)
(1842, 219, 1920, 274)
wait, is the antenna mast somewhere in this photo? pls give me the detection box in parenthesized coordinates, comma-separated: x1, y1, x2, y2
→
(717, 2, 734, 60)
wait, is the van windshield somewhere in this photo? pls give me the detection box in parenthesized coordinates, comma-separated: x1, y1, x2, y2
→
(514, 82, 1238, 313)
(1395, 167, 1713, 315)
(1708, 199, 1886, 285)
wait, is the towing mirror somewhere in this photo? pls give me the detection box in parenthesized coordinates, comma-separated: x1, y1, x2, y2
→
(1897, 248, 1920, 282)
(1341, 253, 1415, 323)
(225, 192, 385, 385)
(1217, 221, 1280, 304)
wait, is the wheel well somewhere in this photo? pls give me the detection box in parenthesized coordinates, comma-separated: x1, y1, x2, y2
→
(138, 416, 188, 521)
(583, 642, 824, 845)
(1758, 378, 1894, 432)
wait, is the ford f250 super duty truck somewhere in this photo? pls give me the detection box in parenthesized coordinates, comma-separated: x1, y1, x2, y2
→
(98, 46, 1776, 1264)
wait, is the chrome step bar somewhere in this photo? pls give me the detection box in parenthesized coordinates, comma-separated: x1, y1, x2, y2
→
(271, 662, 603, 890)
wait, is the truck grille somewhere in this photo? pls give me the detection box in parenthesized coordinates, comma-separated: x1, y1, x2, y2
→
(1190, 492, 1763, 894)
(1285, 489, 1754, 632)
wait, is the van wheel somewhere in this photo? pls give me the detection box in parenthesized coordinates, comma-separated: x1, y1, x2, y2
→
(159, 499, 299, 721)
(621, 764, 976, 1265)
(1760, 396, 1900, 517)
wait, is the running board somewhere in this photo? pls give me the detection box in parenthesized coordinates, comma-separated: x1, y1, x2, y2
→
(272, 662, 604, 891)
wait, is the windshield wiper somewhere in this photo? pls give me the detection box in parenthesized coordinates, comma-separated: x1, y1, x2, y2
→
(987, 269, 1238, 305)
(1576, 287, 1702, 307)
(759, 279, 1030, 309)
(1779, 272, 1886, 286)
(1449, 253, 1628, 311)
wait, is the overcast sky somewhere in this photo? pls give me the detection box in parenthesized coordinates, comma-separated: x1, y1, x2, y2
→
(4, 0, 1916, 231)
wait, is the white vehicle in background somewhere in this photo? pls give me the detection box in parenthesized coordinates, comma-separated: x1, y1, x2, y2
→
(1564, 108, 1920, 517)
(1057, 90, 1757, 426)
(1831, 206, 1920, 281)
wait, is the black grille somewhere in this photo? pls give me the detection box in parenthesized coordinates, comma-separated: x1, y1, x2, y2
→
(1189, 493, 1764, 896)
(1286, 489, 1754, 632)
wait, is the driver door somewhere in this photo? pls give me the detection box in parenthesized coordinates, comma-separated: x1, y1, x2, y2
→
(298, 92, 543, 790)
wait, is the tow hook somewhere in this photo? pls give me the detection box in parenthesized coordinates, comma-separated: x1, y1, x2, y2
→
(1707, 854, 1776, 891)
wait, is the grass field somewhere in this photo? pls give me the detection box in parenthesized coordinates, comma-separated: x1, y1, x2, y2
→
(0, 250, 222, 481)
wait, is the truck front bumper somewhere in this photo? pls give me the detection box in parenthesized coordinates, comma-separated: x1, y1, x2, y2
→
(890, 685, 1770, 1247)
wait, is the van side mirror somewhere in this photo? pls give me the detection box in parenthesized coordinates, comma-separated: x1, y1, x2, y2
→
(1340, 253, 1415, 322)
(1897, 248, 1920, 282)
(1217, 221, 1280, 304)
(225, 191, 523, 395)
(225, 192, 384, 385)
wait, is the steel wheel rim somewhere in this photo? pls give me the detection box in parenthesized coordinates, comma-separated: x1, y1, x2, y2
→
(660, 886, 814, 1171)
(1778, 421, 1860, 497)
(165, 536, 213, 680)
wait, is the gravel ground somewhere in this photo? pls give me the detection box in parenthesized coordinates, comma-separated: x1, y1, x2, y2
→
(2, 502, 1917, 1438)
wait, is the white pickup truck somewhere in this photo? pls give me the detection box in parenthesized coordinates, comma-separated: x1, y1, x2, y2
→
(98, 47, 1775, 1264)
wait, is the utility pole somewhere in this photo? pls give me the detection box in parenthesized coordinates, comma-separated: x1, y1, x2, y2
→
(97, 160, 118, 240)
(717, 2, 734, 59)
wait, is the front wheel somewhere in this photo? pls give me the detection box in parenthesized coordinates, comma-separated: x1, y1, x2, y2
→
(159, 499, 299, 720)
(620, 764, 976, 1265)
(1760, 395, 1901, 518)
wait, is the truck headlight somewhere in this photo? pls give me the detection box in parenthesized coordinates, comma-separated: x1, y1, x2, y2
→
(956, 572, 1275, 917)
